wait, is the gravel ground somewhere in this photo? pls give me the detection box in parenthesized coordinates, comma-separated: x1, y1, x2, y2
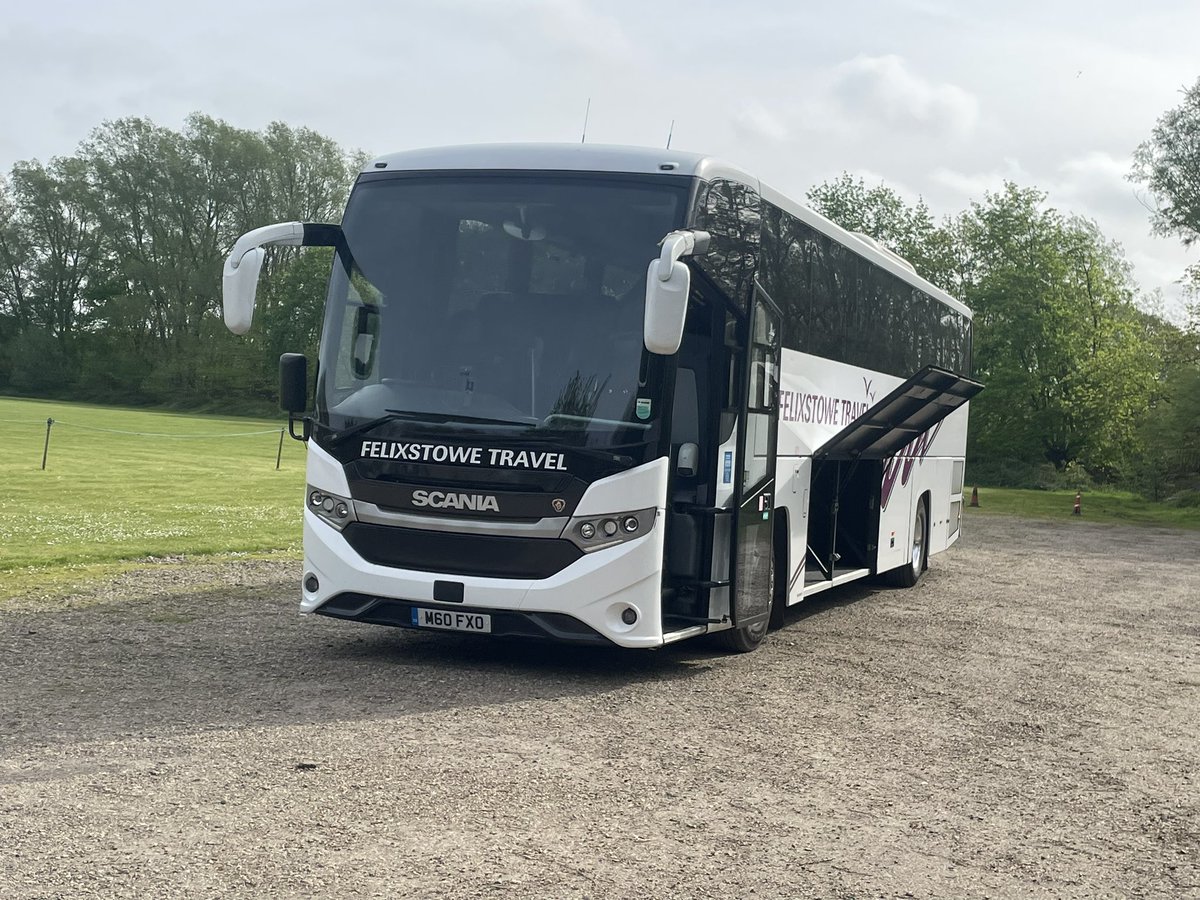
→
(1, 514, 1197, 899)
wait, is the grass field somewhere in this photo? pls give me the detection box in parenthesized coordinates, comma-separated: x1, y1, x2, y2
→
(4, 395, 1198, 602)
(1, 396, 305, 599)
(965, 485, 1200, 529)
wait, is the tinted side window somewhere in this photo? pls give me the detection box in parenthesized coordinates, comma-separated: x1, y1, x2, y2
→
(759, 201, 972, 377)
(761, 204, 811, 351)
(697, 179, 761, 312)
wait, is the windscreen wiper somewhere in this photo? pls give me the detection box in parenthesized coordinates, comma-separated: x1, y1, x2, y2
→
(326, 411, 424, 446)
(402, 410, 537, 428)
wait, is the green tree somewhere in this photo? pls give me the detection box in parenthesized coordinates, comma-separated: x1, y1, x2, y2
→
(810, 174, 1162, 483)
(1131, 77, 1200, 259)
(1129, 79, 1200, 497)
(71, 113, 357, 405)
(806, 173, 960, 290)
(0, 158, 107, 393)
(957, 184, 1157, 480)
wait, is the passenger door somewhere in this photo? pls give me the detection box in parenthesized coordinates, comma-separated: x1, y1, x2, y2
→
(730, 292, 781, 631)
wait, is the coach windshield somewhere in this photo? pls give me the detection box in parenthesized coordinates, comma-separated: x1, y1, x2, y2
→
(314, 173, 688, 457)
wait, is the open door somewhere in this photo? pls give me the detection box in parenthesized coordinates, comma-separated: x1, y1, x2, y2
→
(729, 291, 781, 632)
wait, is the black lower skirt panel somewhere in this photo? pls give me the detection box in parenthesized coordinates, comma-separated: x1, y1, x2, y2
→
(315, 592, 611, 646)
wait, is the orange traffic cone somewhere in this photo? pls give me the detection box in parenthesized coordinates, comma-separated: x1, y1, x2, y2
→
(1073, 491, 1081, 516)
(969, 486, 979, 508)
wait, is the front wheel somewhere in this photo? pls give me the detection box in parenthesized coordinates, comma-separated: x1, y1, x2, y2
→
(716, 547, 775, 653)
(716, 617, 768, 653)
(886, 498, 928, 588)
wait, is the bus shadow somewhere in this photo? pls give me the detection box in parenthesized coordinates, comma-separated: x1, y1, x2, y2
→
(774, 578, 885, 628)
(321, 621, 716, 680)
(1, 576, 896, 754)
(0, 592, 715, 753)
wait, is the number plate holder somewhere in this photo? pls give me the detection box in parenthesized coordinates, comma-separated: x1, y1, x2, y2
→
(410, 607, 492, 634)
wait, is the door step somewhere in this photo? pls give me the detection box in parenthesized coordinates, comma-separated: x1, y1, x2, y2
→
(802, 567, 871, 598)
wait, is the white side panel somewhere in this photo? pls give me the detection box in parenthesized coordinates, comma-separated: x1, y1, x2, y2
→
(928, 458, 953, 553)
(307, 440, 350, 496)
(778, 349, 903, 457)
(875, 399, 971, 576)
(777, 349, 971, 460)
(778, 348, 973, 580)
(574, 457, 668, 516)
(876, 475, 914, 574)
(774, 455, 810, 606)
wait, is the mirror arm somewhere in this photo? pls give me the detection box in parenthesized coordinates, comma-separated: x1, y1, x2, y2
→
(227, 222, 305, 270)
(656, 229, 711, 279)
(227, 221, 345, 269)
(287, 414, 312, 442)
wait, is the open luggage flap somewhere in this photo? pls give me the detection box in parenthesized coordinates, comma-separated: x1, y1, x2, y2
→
(814, 366, 984, 461)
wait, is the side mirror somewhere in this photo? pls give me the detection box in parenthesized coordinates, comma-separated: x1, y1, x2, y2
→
(222, 221, 344, 335)
(643, 229, 709, 356)
(644, 259, 690, 355)
(222, 247, 266, 335)
(280, 353, 308, 413)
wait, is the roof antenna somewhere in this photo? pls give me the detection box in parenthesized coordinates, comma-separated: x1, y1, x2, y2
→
(581, 98, 591, 144)
(666, 119, 674, 149)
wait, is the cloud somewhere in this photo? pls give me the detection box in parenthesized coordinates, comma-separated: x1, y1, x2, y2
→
(731, 102, 789, 142)
(929, 158, 1032, 202)
(830, 54, 979, 139)
(1051, 151, 1145, 223)
(444, 0, 634, 67)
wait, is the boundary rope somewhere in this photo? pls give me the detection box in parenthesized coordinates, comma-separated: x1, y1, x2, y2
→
(5, 419, 282, 438)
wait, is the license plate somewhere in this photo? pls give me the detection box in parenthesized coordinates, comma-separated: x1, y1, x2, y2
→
(410, 607, 492, 634)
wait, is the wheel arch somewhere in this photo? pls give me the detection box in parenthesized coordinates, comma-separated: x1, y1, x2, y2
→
(918, 489, 931, 571)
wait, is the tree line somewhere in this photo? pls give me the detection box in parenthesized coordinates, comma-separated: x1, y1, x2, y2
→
(0, 114, 362, 410)
(1, 93, 1197, 499)
(807, 81, 1200, 500)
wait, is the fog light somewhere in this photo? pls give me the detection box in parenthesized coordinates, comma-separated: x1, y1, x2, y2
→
(602, 519, 618, 537)
(321, 497, 335, 513)
(579, 522, 595, 539)
(622, 515, 639, 533)
(304, 574, 319, 593)
(620, 607, 638, 625)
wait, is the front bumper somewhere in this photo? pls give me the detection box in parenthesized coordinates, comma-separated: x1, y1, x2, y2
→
(300, 507, 668, 649)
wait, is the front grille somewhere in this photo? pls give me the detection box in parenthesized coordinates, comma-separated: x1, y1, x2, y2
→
(341, 523, 583, 579)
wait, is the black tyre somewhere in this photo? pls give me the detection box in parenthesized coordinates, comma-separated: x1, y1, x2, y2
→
(716, 547, 775, 653)
(886, 497, 928, 588)
(716, 616, 769, 653)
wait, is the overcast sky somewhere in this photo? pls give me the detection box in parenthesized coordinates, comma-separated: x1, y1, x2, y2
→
(2, 0, 1196, 317)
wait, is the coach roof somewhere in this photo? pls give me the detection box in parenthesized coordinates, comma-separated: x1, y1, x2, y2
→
(365, 142, 755, 183)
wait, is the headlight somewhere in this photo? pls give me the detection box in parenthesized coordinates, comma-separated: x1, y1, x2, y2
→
(562, 507, 656, 552)
(307, 485, 356, 531)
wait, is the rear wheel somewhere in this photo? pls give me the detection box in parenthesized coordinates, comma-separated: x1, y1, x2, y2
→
(886, 497, 928, 588)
